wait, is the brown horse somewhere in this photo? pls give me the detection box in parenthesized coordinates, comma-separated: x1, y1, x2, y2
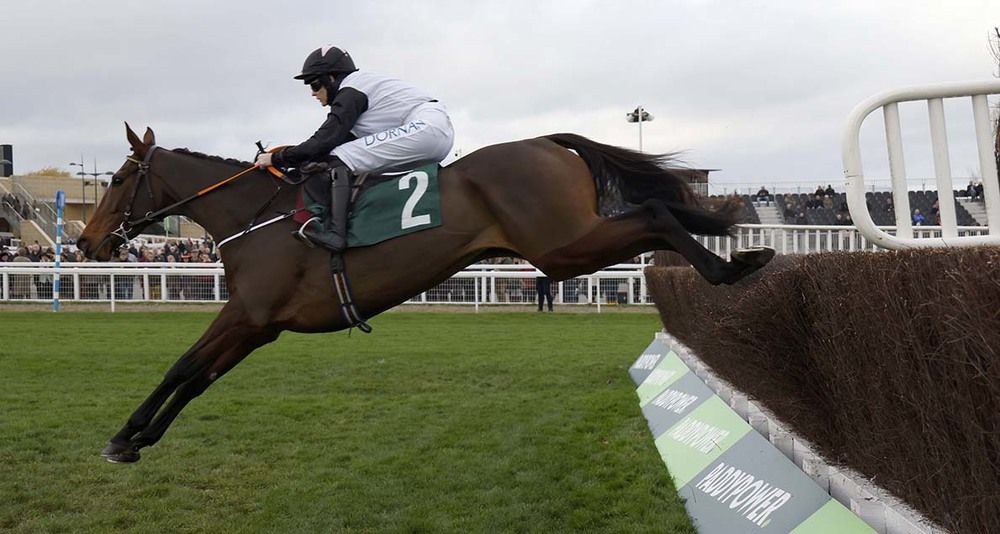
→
(78, 124, 773, 463)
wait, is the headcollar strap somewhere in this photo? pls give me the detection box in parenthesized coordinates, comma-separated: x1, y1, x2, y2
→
(124, 145, 158, 219)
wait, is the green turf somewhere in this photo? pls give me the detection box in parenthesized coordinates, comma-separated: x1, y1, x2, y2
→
(0, 312, 694, 533)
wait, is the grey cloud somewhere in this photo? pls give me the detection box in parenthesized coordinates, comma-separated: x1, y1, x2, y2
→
(0, 0, 996, 193)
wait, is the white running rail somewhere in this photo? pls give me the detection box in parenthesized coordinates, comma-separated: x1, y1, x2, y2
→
(0, 262, 653, 307)
(842, 80, 1000, 249)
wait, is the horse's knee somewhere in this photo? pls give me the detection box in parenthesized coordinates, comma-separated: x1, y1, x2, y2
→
(163, 355, 204, 385)
(180, 372, 216, 398)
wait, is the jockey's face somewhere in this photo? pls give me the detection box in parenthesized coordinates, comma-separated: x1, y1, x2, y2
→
(310, 79, 329, 106)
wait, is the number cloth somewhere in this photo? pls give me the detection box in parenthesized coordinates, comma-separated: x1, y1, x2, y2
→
(342, 164, 443, 248)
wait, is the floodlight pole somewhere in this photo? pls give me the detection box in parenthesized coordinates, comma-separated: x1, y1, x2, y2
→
(69, 157, 86, 222)
(69, 158, 114, 224)
(626, 106, 654, 152)
(638, 106, 644, 152)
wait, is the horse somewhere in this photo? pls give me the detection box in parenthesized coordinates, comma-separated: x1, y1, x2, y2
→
(78, 124, 774, 463)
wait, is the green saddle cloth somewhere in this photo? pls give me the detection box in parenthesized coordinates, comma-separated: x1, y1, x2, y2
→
(305, 164, 443, 249)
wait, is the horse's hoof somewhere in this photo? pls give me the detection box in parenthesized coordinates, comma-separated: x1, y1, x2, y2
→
(724, 247, 776, 284)
(731, 246, 775, 267)
(101, 441, 141, 463)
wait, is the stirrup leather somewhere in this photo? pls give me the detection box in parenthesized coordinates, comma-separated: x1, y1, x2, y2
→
(294, 217, 322, 248)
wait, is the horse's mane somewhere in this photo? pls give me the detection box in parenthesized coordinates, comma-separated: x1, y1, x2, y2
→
(172, 148, 252, 167)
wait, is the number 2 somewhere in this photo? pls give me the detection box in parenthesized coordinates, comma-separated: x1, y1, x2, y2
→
(399, 171, 431, 229)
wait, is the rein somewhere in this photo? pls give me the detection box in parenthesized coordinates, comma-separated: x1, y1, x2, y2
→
(103, 144, 370, 333)
(110, 145, 274, 246)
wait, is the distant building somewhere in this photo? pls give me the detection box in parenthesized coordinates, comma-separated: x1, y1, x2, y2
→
(673, 168, 714, 196)
(0, 145, 12, 177)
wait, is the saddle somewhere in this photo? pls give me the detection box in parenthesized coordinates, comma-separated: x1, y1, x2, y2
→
(290, 162, 443, 249)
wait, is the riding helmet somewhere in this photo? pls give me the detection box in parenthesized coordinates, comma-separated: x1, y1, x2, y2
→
(294, 46, 358, 82)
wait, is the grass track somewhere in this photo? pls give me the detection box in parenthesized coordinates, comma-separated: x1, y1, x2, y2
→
(0, 312, 693, 533)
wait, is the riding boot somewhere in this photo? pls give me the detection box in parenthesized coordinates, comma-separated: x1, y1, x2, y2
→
(296, 164, 351, 253)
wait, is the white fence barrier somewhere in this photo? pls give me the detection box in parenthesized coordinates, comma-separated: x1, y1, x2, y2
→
(3, 222, 984, 306)
(0, 262, 652, 307)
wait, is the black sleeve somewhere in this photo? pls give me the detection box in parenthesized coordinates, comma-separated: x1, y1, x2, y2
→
(272, 87, 369, 168)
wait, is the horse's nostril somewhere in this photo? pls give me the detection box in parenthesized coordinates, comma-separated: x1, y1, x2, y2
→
(77, 238, 89, 253)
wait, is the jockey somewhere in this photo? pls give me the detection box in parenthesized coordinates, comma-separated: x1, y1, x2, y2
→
(254, 45, 455, 252)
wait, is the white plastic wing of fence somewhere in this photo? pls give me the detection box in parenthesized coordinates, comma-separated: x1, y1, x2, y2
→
(842, 80, 1000, 250)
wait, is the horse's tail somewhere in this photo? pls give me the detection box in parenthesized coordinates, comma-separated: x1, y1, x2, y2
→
(543, 133, 739, 236)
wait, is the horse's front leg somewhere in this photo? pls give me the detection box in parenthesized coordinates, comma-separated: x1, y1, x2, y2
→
(101, 336, 218, 455)
(101, 305, 279, 463)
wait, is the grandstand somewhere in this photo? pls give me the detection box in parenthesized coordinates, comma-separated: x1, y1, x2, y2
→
(717, 189, 984, 227)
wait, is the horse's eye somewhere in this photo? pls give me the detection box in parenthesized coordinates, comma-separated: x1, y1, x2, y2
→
(111, 174, 126, 186)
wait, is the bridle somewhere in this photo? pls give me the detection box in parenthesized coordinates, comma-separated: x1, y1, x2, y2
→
(104, 145, 272, 250)
(110, 145, 160, 245)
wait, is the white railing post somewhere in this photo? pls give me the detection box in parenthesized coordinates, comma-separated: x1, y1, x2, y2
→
(972, 94, 1000, 234)
(844, 80, 1000, 249)
(594, 274, 601, 313)
(474, 273, 479, 313)
(927, 98, 958, 238)
(883, 102, 913, 240)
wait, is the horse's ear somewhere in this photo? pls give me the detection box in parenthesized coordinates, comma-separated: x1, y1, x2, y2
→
(125, 122, 144, 153)
(142, 127, 156, 146)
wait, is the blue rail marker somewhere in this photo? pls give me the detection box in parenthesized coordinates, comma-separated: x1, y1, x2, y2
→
(53, 190, 65, 312)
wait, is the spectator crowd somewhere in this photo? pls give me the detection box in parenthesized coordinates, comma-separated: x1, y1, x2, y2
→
(777, 184, 853, 226)
(0, 237, 221, 301)
(0, 237, 218, 265)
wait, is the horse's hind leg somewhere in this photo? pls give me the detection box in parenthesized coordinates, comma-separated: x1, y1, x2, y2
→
(643, 201, 774, 284)
(533, 200, 770, 285)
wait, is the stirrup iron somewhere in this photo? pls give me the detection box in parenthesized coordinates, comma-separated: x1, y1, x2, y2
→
(293, 217, 322, 248)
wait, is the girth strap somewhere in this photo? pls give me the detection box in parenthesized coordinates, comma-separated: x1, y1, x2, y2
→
(330, 258, 371, 333)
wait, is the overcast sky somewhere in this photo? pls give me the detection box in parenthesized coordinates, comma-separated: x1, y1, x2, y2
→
(1, 0, 998, 193)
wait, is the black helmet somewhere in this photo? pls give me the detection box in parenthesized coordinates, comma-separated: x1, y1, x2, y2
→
(294, 46, 357, 82)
